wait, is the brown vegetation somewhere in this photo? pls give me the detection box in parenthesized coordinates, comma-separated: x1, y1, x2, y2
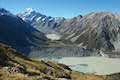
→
(0, 43, 120, 80)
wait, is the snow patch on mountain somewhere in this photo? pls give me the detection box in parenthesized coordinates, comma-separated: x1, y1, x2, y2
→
(36, 17, 42, 21)
(46, 34, 61, 40)
(25, 8, 33, 13)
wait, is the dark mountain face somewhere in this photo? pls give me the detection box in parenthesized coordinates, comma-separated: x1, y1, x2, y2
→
(0, 8, 48, 55)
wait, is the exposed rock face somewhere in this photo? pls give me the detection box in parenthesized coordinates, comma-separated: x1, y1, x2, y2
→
(0, 8, 48, 54)
(60, 12, 120, 51)
(19, 9, 120, 51)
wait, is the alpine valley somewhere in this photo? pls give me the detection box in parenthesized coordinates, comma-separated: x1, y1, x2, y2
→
(18, 8, 120, 57)
(0, 8, 120, 80)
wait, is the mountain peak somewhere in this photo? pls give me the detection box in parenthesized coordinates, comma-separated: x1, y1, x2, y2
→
(25, 8, 33, 13)
(87, 12, 115, 18)
(0, 8, 13, 16)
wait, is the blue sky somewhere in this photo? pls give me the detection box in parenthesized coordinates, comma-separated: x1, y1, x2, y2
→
(0, 0, 120, 18)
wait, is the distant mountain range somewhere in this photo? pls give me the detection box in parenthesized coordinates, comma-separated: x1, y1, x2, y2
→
(0, 8, 48, 55)
(18, 8, 120, 51)
(1, 8, 120, 56)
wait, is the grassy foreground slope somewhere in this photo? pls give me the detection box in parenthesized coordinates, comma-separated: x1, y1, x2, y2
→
(0, 43, 119, 80)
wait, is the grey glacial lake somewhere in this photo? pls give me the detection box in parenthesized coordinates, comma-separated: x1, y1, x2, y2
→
(58, 57, 120, 75)
(37, 56, 120, 75)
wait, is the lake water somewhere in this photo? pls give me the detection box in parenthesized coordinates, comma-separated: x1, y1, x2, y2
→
(58, 57, 120, 75)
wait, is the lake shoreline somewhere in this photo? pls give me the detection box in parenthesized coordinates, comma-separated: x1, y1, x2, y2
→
(36, 56, 120, 75)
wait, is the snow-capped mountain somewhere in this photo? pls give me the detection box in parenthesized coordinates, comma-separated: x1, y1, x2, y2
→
(18, 8, 120, 51)
(18, 8, 65, 34)
(0, 8, 48, 55)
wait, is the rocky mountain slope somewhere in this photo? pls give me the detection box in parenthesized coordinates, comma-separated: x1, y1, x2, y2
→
(18, 9, 120, 51)
(0, 43, 72, 80)
(0, 8, 48, 54)
(60, 12, 120, 51)
(18, 8, 65, 34)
